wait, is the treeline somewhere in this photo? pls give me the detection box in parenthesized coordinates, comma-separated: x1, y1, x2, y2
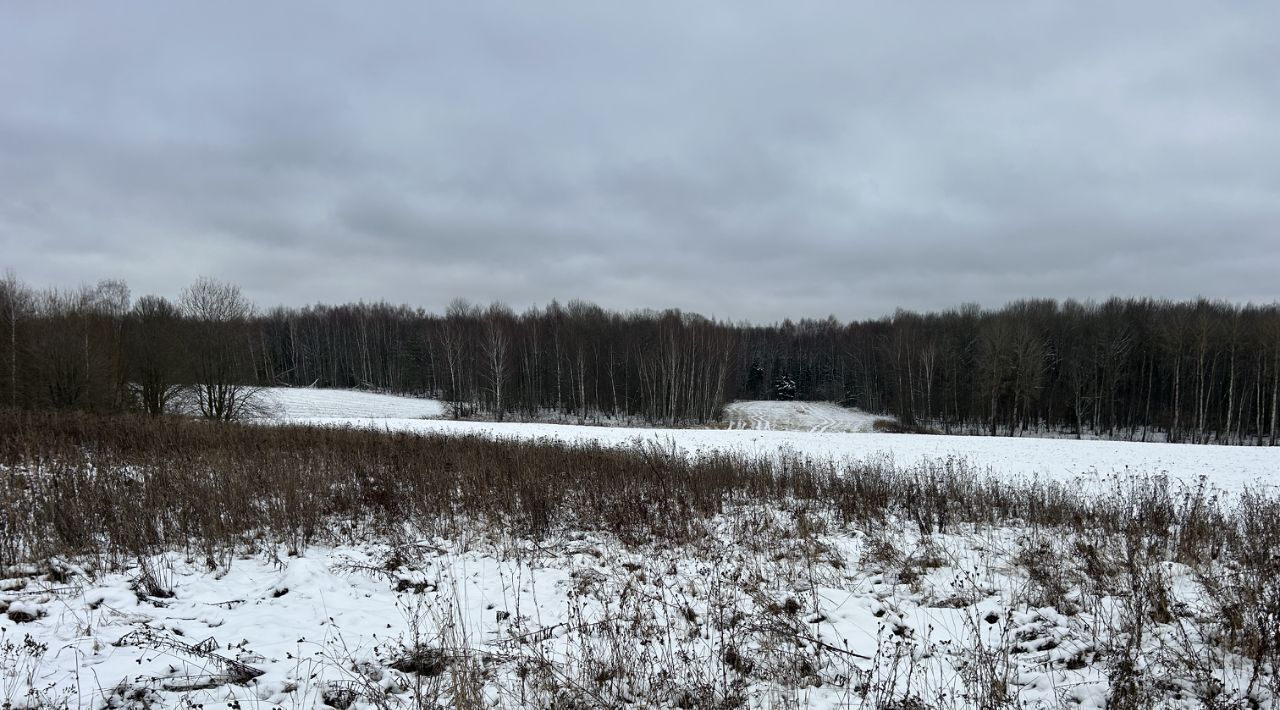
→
(739, 300, 1280, 444)
(255, 297, 735, 423)
(0, 274, 734, 424)
(1, 272, 1277, 443)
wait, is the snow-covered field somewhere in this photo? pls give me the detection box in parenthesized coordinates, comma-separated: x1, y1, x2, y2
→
(6, 513, 1264, 709)
(250, 390, 1278, 495)
(724, 400, 889, 433)
(2, 532, 1105, 710)
(6, 389, 1279, 708)
(256, 387, 446, 420)
(273, 413, 1280, 496)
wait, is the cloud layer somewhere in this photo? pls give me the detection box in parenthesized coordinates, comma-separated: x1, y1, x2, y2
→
(2, 2, 1277, 321)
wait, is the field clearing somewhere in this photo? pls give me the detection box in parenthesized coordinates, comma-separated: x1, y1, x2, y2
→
(256, 387, 447, 420)
(724, 400, 889, 432)
(275, 417, 1280, 496)
(248, 389, 1280, 496)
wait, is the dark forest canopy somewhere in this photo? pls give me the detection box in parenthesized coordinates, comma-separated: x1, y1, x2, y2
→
(1, 273, 1277, 445)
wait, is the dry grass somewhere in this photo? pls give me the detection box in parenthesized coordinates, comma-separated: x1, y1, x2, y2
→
(0, 411, 1102, 565)
(1, 410, 1278, 707)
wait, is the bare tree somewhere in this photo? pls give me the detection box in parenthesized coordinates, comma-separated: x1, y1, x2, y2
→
(438, 298, 477, 418)
(480, 303, 513, 420)
(86, 279, 131, 409)
(0, 270, 31, 407)
(31, 288, 92, 409)
(128, 295, 184, 415)
(179, 277, 261, 420)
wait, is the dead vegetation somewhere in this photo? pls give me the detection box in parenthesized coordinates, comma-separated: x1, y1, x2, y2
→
(1, 410, 1278, 707)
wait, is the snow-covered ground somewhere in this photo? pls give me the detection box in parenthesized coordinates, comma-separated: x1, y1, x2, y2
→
(724, 400, 889, 433)
(272, 414, 1280, 496)
(243, 390, 1277, 496)
(0, 523, 1141, 709)
(9, 514, 1267, 709)
(6, 389, 1278, 708)
(255, 387, 446, 420)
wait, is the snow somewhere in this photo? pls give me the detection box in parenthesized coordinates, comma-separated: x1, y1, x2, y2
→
(6, 388, 1278, 707)
(0, 532, 1076, 708)
(272, 413, 1280, 496)
(5, 522, 1260, 708)
(723, 400, 890, 433)
(254, 387, 446, 420)
(243, 389, 1279, 496)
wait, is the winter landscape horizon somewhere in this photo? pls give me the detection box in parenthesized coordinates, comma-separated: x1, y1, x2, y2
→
(4, 2, 1279, 708)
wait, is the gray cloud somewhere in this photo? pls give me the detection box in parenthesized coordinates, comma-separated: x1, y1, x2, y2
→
(2, 1, 1277, 322)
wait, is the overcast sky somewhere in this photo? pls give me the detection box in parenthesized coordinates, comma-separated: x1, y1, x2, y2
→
(2, 3, 1277, 322)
